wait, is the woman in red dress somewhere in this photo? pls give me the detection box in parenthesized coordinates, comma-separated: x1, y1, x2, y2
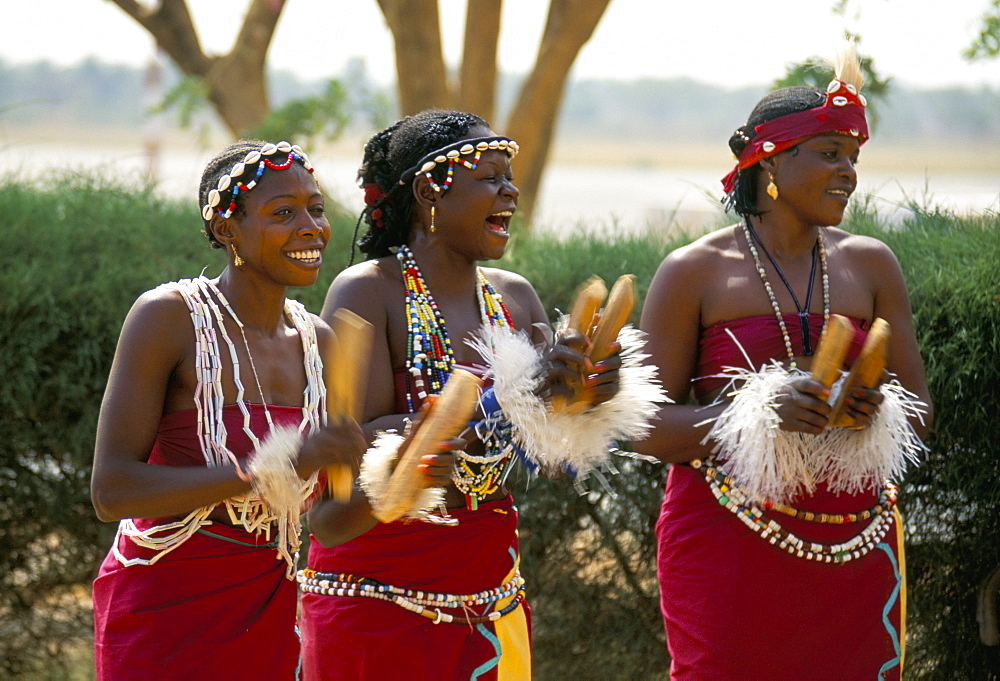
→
(91, 140, 366, 680)
(634, 49, 933, 680)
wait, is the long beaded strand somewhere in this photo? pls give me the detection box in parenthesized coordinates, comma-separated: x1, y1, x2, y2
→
(397, 245, 510, 410)
(692, 458, 897, 564)
(396, 245, 516, 509)
(298, 570, 525, 625)
(742, 220, 829, 369)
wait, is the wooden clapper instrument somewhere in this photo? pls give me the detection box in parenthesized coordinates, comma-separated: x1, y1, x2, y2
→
(551, 274, 636, 414)
(323, 309, 374, 502)
(810, 314, 891, 428)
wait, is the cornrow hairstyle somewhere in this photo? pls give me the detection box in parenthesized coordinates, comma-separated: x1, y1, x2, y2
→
(354, 110, 490, 261)
(724, 86, 825, 218)
(198, 139, 314, 248)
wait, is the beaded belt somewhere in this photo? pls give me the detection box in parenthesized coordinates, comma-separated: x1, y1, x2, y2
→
(692, 458, 898, 564)
(297, 569, 525, 625)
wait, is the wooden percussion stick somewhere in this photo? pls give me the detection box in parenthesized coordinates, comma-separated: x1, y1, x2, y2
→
(829, 318, 890, 427)
(372, 368, 483, 524)
(324, 309, 373, 501)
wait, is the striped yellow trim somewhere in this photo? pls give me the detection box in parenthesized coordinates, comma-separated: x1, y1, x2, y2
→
(894, 505, 907, 672)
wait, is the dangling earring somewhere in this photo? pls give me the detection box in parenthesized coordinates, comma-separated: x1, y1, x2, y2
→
(766, 172, 779, 200)
(430, 205, 436, 233)
(232, 243, 245, 267)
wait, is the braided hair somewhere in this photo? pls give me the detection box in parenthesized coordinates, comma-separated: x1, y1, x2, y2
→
(198, 139, 314, 248)
(724, 86, 825, 218)
(354, 110, 490, 261)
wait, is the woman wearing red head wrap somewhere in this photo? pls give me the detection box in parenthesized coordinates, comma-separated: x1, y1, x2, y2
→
(633, 48, 933, 679)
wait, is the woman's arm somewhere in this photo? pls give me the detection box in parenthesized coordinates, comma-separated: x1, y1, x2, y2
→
(90, 290, 254, 522)
(311, 263, 411, 545)
(632, 247, 728, 463)
(866, 239, 934, 438)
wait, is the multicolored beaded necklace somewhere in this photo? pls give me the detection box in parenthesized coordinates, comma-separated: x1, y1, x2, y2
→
(397, 244, 515, 509)
(692, 458, 898, 564)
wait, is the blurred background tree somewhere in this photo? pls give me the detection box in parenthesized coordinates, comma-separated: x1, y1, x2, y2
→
(110, 0, 613, 225)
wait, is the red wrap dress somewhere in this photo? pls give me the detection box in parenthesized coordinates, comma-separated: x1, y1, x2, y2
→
(93, 405, 307, 681)
(657, 313, 906, 680)
(299, 366, 531, 681)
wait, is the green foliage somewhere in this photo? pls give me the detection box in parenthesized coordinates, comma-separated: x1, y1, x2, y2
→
(2, 173, 999, 679)
(965, 0, 1000, 60)
(848, 207, 1000, 679)
(0, 172, 356, 677)
(250, 79, 352, 145)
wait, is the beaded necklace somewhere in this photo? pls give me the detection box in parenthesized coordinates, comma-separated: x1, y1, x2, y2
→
(742, 219, 829, 369)
(692, 458, 898, 564)
(114, 277, 323, 572)
(396, 244, 515, 509)
(397, 244, 512, 411)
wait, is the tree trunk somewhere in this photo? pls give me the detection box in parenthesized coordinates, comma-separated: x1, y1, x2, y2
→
(459, 0, 502, 122)
(110, 0, 283, 136)
(503, 0, 612, 224)
(377, 0, 452, 114)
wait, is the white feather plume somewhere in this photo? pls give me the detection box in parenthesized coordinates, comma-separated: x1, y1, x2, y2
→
(703, 363, 927, 503)
(469, 323, 666, 480)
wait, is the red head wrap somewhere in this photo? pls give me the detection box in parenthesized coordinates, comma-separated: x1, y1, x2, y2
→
(721, 79, 869, 194)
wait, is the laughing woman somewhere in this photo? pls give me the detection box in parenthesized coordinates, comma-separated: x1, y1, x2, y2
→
(297, 110, 654, 680)
(90, 140, 366, 680)
(634, 50, 933, 680)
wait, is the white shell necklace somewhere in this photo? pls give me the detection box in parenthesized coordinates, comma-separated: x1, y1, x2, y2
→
(742, 220, 829, 370)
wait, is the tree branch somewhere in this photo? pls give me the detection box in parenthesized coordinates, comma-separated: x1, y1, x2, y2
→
(377, 0, 451, 114)
(459, 0, 502, 121)
(109, 0, 210, 75)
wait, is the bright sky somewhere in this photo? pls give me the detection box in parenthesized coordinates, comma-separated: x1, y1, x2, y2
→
(9, 0, 1000, 88)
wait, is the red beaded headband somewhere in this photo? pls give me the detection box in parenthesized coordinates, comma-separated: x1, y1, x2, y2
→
(721, 79, 869, 194)
(201, 141, 314, 221)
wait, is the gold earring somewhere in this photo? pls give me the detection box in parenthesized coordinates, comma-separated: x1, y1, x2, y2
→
(766, 173, 779, 200)
(430, 205, 436, 233)
(232, 243, 245, 267)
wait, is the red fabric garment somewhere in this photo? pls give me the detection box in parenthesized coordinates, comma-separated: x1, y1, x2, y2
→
(658, 316, 904, 680)
(300, 495, 531, 681)
(93, 404, 306, 681)
(696, 313, 868, 397)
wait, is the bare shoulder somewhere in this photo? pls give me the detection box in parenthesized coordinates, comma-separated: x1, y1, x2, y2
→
(824, 227, 898, 264)
(309, 312, 333, 338)
(322, 257, 399, 321)
(653, 224, 738, 282)
(127, 285, 193, 335)
(479, 265, 534, 295)
(113, 285, 194, 370)
(479, 265, 546, 327)
(329, 257, 400, 290)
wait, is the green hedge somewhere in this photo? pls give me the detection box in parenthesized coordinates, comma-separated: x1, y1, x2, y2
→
(1, 173, 997, 679)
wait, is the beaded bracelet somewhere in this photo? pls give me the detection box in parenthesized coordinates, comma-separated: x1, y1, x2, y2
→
(453, 386, 525, 510)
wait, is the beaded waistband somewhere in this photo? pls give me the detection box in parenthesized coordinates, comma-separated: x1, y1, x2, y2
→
(297, 569, 525, 625)
(692, 458, 898, 564)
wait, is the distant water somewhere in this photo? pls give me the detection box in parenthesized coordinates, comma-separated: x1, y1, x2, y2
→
(3, 140, 997, 239)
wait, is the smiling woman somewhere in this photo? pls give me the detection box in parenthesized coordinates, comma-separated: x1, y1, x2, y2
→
(296, 109, 662, 680)
(89, 139, 367, 680)
(633, 48, 933, 680)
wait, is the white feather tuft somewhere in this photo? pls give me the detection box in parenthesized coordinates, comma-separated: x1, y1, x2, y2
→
(833, 43, 866, 91)
(470, 323, 667, 480)
(358, 431, 452, 525)
(248, 424, 318, 574)
(703, 364, 927, 503)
